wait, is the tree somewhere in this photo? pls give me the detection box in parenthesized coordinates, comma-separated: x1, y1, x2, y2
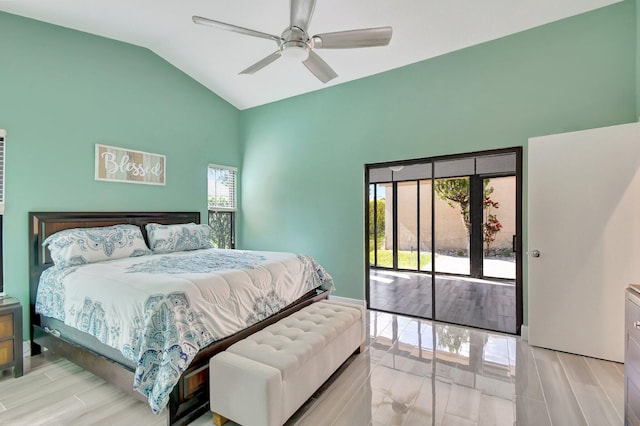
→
(434, 178, 472, 235)
(434, 178, 502, 250)
(208, 211, 232, 249)
(483, 197, 502, 252)
(369, 198, 386, 245)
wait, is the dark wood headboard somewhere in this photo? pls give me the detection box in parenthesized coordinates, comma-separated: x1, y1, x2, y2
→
(28, 211, 200, 337)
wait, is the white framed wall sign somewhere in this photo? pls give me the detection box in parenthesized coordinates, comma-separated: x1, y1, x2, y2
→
(95, 144, 165, 186)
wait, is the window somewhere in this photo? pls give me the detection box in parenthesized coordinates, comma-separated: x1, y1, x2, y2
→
(208, 164, 236, 249)
(0, 129, 5, 293)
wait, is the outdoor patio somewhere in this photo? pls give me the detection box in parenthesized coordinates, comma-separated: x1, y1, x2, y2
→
(369, 260, 516, 334)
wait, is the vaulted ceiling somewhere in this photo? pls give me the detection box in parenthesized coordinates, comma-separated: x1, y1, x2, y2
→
(0, 0, 621, 109)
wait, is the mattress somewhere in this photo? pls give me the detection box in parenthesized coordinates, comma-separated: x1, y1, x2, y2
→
(35, 248, 334, 414)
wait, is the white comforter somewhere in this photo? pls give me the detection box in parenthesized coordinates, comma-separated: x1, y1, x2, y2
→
(35, 248, 334, 414)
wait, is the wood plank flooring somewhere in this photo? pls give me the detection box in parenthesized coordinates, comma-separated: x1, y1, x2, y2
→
(0, 310, 622, 425)
(369, 269, 516, 334)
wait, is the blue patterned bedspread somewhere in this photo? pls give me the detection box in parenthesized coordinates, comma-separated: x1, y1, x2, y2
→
(35, 248, 334, 414)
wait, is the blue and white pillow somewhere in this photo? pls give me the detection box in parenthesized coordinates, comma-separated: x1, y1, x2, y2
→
(145, 223, 213, 254)
(43, 224, 151, 269)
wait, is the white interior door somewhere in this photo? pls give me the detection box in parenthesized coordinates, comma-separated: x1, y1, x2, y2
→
(528, 121, 640, 362)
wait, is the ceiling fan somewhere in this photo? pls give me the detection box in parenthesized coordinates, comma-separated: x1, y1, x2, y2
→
(192, 0, 393, 83)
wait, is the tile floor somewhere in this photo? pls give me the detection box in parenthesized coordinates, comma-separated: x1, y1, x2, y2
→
(0, 310, 624, 425)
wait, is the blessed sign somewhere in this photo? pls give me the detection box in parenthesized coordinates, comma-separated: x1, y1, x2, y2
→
(95, 144, 165, 185)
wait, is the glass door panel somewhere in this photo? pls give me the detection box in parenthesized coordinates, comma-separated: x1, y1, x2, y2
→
(369, 183, 393, 268)
(397, 181, 418, 270)
(483, 176, 516, 280)
(368, 184, 377, 266)
(434, 177, 470, 275)
(377, 183, 393, 268)
(419, 180, 433, 272)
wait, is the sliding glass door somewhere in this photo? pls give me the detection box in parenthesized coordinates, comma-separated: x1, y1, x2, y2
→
(397, 181, 419, 270)
(434, 176, 471, 276)
(366, 148, 522, 334)
(482, 176, 516, 280)
(369, 183, 393, 268)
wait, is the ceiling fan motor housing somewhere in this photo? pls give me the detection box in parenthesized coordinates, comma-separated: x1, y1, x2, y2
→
(281, 26, 310, 60)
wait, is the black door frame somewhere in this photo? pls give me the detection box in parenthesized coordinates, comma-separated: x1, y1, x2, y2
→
(469, 174, 484, 278)
(469, 172, 519, 279)
(365, 147, 523, 335)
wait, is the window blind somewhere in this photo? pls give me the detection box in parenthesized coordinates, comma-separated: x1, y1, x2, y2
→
(369, 152, 516, 184)
(208, 164, 237, 211)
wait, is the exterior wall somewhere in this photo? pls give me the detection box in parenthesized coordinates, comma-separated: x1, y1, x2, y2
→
(383, 177, 516, 252)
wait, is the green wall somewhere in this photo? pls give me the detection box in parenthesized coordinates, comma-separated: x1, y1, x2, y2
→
(1, 0, 637, 338)
(0, 12, 242, 337)
(637, 0, 640, 118)
(240, 1, 637, 325)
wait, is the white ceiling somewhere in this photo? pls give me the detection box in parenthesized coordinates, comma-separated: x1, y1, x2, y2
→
(0, 0, 621, 110)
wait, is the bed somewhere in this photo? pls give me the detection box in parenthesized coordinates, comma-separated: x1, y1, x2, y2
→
(28, 211, 332, 425)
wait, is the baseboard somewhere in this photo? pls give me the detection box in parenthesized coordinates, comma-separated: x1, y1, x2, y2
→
(520, 325, 529, 341)
(328, 295, 366, 307)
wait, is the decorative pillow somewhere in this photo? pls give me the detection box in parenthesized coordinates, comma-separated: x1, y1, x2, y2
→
(145, 223, 213, 254)
(43, 224, 151, 269)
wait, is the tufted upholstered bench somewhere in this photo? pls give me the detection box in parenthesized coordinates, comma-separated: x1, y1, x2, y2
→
(209, 299, 366, 426)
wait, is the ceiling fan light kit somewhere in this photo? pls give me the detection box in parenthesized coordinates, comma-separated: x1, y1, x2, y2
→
(280, 27, 310, 61)
(193, 0, 392, 83)
(281, 45, 309, 62)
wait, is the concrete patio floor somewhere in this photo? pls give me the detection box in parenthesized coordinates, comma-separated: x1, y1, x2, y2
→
(369, 266, 517, 334)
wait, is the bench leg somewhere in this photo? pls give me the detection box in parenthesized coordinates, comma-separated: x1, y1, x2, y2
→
(212, 412, 228, 426)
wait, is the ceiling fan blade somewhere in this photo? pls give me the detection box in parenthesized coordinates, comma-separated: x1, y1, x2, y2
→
(239, 51, 282, 75)
(302, 50, 337, 83)
(290, 0, 316, 32)
(312, 26, 393, 49)
(192, 16, 281, 43)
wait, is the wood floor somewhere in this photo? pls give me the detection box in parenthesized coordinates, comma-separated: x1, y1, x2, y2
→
(0, 310, 622, 425)
(369, 269, 517, 334)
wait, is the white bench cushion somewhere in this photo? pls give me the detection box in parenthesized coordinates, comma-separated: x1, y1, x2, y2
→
(227, 300, 363, 379)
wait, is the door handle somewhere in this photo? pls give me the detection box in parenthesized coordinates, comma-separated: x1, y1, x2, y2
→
(531, 250, 541, 258)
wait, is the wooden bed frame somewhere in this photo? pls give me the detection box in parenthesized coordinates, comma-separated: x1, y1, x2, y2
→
(28, 211, 328, 426)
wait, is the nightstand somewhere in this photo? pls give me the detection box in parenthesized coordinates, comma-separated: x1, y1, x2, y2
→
(0, 297, 23, 377)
